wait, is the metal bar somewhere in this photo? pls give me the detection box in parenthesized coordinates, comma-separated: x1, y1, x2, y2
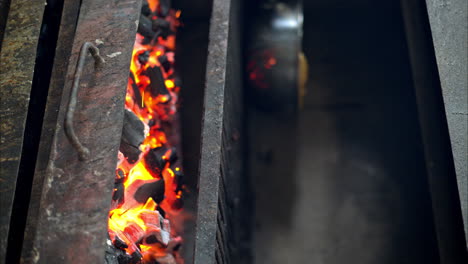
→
(193, 0, 232, 263)
(64, 42, 105, 161)
(0, 1, 45, 261)
(425, 0, 468, 240)
(20, 0, 142, 262)
(19, 0, 82, 262)
(400, 0, 468, 262)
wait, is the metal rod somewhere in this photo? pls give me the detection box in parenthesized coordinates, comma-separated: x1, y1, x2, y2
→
(64, 42, 105, 161)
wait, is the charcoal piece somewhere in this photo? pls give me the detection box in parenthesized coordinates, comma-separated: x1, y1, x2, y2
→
(117, 253, 133, 264)
(144, 146, 168, 174)
(148, 119, 156, 128)
(138, 14, 156, 39)
(157, 54, 171, 72)
(112, 181, 125, 205)
(129, 73, 142, 108)
(120, 110, 145, 163)
(158, 0, 171, 17)
(119, 143, 140, 164)
(122, 110, 145, 145)
(134, 179, 165, 204)
(145, 235, 161, 244)
(144, 66, 169, 98)
(105, 239, 128, 264)
(166, 147, 178, 164)
(141, 3, 152, 17)
(116, 169, 125, 182)
(113, 236, 128, 249)
(157, 205, 166, 218)
(152, 18, 171, 39)
(174, 169, 184, 192)
(137, 50, 150, 65)
(130, 251, 143, 263)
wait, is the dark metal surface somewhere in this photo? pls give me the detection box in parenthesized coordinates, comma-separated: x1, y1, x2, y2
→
(193, 0, 233, 263)
(19, 0, 82, 262)
(425, 0, 468, 242)
(0, 0, 45, 261)
(64, 42, 105, 161)
(19, 0, 142, 263)
(0, 0, 10, 51)
(401, 0, 468, 262)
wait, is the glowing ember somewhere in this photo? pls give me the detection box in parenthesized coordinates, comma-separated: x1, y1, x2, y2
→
(107, 1, 184, 263)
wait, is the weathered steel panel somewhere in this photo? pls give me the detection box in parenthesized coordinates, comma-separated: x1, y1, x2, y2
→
(193, 0, 232, 263)
(19, 0, 81, 262)
(19, 0, 142, 263)
(0, 0, 11, 50)
(425, 0, 468, 241)
(401, 0, 467, 262)
(0, 0, 45, 261)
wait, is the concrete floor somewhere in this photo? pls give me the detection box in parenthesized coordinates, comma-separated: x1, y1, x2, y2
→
(249, 1, 441, 263)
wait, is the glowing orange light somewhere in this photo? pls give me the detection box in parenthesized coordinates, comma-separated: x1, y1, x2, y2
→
(165, 79, 175, 88)
(108, 1, 183, 262)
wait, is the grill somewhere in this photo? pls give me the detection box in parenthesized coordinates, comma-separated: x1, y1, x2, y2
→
(0, 0, 248, 263)
(1, 0, 467, 264)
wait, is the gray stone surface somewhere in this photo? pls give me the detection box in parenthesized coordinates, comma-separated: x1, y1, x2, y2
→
(425, 0, 468, 240)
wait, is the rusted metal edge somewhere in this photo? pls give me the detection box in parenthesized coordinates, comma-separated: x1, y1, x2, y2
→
(20, 0, 142, 263)
(19, 0, 82, 262)
(0, 1, 45, 262)
(193, 0, 232, 263)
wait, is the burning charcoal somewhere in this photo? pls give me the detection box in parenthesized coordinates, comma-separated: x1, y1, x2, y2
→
(139, 210, 163, 229)
(144, 146, 169, 175)
(141, 215, 171, 246)
(113, 236, 128, 249)
(144, 66, 170, 98)
(137, 50, 150, 65)
(123, 223, 145, 243)
(134, 179, 166, 204)
(129, 73, 142, 108)
(166, 147, 177, 163)
(117, 253, 133, 264)
(113, 180, 125, 205)
(120, 110, 145, 163)
(116, 169, 125, 181)
(173, 169, 184, 192)
(148, 119, 156, 127)
(130, 251, 143, 264)
(145, 227, 170, 246)
(105, 239, 127, 264)
(113, 170, 125, 206)
(152, 18, 171, 39)
(138, 14, 156, 39)
(157, 54, 171, 72)
(158, 0, 171, 17)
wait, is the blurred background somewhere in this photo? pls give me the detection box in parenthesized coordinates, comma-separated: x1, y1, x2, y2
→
(245, 1, 467, 263)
